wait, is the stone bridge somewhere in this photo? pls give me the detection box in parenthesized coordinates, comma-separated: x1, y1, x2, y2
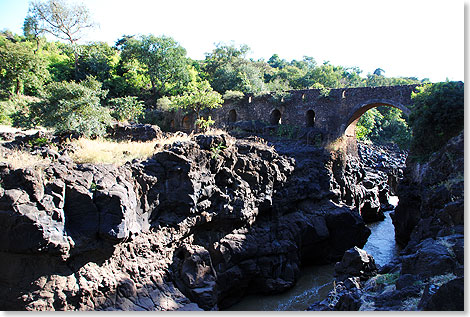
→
(171, 85, 418, 155)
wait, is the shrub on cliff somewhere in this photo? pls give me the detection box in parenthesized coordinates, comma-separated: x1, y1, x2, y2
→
(107, 96, 144, 122)
(409, 81, 464, 160)
(30, 77, 112, 137)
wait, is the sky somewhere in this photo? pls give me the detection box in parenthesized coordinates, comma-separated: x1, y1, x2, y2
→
(0, 0, 465, 82)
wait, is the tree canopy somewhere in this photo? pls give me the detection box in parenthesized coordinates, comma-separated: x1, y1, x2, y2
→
(408, 81, 464, 158)
(0, 1, 438, 138)
(118, 34, 190, 102)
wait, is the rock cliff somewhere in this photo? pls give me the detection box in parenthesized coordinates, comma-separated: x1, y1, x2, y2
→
(308, 131, 464, 311)
(0, 132, 374, 311)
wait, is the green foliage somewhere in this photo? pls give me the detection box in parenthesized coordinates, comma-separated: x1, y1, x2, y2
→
(210, 141, 227, 159)
(356, 106, 411, 149)
(169, 80, 223, 120)
(155, 96, 173, 111)
(275, 124, 297, 139)
(118, 34, 190, 100)
(311, 82, 331, 98)
(30, 77, 112, 137)
(107, 96, 144, 122)
(376, 272, 400, 285)
(270, 90, 292, 104)
(195, 116, 215, 132)
(223, 90, 245, 101)
(28, 137, 49, 147)
(89, 181, 98, 192)
(409, 81, 464, 158)
(0, 38, 50, 96)
(0, 95, 39, 127)
(76, 42, 118, 83)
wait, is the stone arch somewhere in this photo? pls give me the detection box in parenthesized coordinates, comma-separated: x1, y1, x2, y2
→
(170, 119, 175, 130)
(270, 109, 282, 125)
(228, 109, 237, 123)
(306, 109, 315, 127)
(343, 100, 411, 155)
(182, 115, 192, 130)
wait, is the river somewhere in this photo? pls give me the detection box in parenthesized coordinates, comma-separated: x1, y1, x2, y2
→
(227, 197, 399, 311)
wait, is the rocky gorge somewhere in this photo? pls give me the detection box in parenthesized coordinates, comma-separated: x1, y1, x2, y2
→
(0, 124, 463, 311)
(308, 131, 464, 311)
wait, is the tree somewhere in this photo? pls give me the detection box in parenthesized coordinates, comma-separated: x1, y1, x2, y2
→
(27, 0, 96, 78)
(170, 80, 223, 126)
(267, 54, 287, 69)
(409, 81, 464, 158)
(23, 15, 43, 53)
(373, 68, 385, 76)
(0, 39, 49, 96)
(76, 42, 118, 82)
(30, 77, 112, 137)
(356, 106, 411, 149)
(107, 96, 144, 122)
(118, 34, 190, 102)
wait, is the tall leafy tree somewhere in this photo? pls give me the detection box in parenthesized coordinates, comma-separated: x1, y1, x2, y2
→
(409, 81, 464, 158)
(170, 80, 223, 121)
(0, 39, 49, 96)
(27, 0, 96, 78)
(30, 76, 111, 137)
(118, 34, 190, 102)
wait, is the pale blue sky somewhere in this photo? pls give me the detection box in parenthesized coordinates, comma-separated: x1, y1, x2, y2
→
(0, 0, 464, 82)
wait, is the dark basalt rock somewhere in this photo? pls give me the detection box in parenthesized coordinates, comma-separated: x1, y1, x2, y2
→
(334, 246, 378, 281)
(418, 277, 464, 311)
(0, 132, 385, 311)
(108, 123, 163, 142)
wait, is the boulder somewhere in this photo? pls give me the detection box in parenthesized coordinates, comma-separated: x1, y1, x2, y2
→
(418, 277, 464, 311)
(334, 247, 377, 281)
(108, 123, 162, 142)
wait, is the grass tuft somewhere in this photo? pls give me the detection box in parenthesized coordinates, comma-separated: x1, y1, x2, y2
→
(69, 133, 192, 165)
(69, 138, 157, 165)
(0, 147, 52, 170)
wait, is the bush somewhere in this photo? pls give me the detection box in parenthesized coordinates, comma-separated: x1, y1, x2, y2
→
(0, 95, 39, 127)
(223, 90, 245, 101)
(409, 81, 464, 159)
(31, 77, 112, 137)
(107, 96, 144, 122)
(356, 106, 412, 150)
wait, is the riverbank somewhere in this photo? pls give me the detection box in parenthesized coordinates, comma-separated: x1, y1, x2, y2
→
(308, 131, 464, 311)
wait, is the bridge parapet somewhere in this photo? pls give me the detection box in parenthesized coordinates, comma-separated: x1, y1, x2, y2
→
(209, 85, 418, 154)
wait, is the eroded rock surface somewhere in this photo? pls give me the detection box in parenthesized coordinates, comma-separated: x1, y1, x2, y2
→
(308, 131, 464, 311)
(0, 133, 374, 311)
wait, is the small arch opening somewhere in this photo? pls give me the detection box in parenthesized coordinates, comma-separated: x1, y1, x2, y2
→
(306, 110, 315, 127)
(170, 120, 175, 129)
(228, 109, 237, 123)
(270, 109, 282, 125)
(302, 94, 307, 102)
(182, 115, 192, 130)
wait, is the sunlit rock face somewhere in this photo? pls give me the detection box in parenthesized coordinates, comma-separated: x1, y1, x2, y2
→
(0, 132, 378, 311)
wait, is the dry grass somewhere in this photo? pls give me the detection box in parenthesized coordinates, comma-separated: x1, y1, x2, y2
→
(326, 136, 346, 152)
(69, 138, 157, 165)
(1, 131, 227, 168)
(0, 147, 52, 170)
(69, 134, 192, 165)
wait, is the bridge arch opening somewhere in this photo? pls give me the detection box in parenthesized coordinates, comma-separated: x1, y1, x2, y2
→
(306, 110, 315, 127)
(228, 109, 237, 123)
(270, 109, 282, 125)
(343, 101, 411, 154)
